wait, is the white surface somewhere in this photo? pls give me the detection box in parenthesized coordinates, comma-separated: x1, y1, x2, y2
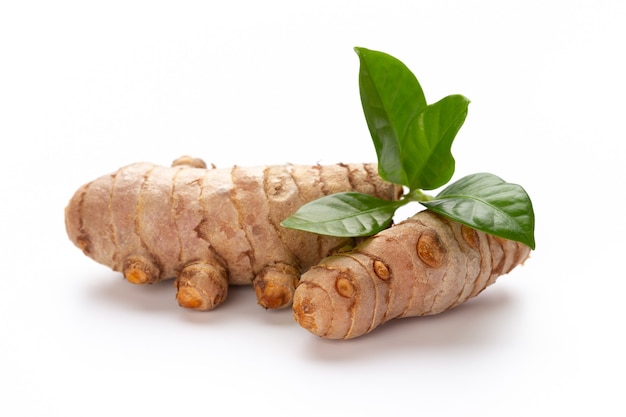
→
(1, 1, 624, 415)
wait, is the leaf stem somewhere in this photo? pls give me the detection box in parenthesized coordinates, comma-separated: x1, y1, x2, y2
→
(405, 188, 434, 203)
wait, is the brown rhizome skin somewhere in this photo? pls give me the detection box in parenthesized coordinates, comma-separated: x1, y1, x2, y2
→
(293, 210, 531, 339)
(65, 156, 401, 311)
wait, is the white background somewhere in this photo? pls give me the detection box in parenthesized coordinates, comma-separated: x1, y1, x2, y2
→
(1, 1, 624, 415)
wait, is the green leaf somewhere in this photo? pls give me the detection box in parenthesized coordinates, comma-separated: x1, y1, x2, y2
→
(403, 94, 470, 190)
(355, 47, 469, 190)
(280, 192, 405, 237)
(354, 47, 427, 186)
(421, 173, 535, 249)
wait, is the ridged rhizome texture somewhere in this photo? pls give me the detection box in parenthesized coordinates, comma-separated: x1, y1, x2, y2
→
(293, 210, 531, 339)
(65, 157, 400, 311)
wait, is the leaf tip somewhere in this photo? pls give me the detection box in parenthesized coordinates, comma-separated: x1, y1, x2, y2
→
(279, 216, 297, 230)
